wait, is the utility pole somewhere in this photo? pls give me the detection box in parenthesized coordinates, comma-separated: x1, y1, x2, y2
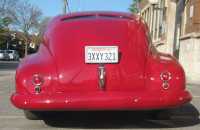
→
(63, 0, 66, 13)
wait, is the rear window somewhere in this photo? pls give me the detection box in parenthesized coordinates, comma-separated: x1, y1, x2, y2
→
(15, 51, 18, 54)
(61, 15, 96, 21)
(61, 15, 134, 21)
(99, 15, 134, 20)
(7, 51, 13, 53)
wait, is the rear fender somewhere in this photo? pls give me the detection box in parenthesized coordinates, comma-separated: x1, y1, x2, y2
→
(15, 44, 58, 94)
(145, 53, 186, 91)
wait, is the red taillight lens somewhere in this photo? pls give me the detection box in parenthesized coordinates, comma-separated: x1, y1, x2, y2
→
(34, 86, 41, 93)
(160, 71, 171, 82)
(163, 83, 169, 90)
(32, 74, 43, 85)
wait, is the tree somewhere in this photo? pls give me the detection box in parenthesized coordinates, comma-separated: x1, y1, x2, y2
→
(128, 0, 139, 14)
(0, 0, 18, 19)
(32, 16, 51, 47)
(0, 17, 12, 45)
(0, 0, 18, 46)
(7, 1, 42, 56)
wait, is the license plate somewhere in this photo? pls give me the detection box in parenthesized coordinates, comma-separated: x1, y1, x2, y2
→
(85, 46, 118, 63)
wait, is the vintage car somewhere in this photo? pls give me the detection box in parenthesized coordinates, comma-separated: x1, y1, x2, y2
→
(11, 11, 192, 120)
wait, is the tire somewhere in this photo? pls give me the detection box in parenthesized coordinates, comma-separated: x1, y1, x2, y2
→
(23, 110, 44, 120)
(147, 109, 173, 120)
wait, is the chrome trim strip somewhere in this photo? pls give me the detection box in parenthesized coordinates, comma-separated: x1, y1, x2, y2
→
(97, 64, 106, 91)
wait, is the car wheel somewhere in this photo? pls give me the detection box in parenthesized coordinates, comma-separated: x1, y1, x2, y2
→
(147, 109, 173, 120)
(23, 110, 44, 120)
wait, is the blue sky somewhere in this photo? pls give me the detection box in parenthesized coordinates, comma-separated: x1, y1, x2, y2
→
(28, 0, 133, 17)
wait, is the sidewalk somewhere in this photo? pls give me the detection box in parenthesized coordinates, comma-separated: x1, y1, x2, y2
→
(0, 70, 15, 82)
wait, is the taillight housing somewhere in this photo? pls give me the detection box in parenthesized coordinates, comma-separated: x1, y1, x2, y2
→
(32, 74, 43, 86)
(160, 71, 171, 82)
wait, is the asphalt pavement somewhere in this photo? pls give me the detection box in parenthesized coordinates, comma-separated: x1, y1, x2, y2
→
(0, 60, 200, 129)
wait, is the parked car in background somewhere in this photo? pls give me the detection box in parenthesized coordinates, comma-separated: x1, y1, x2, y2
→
(0, 50, 10, 61)
(11, 11, 192, 121)
(6, 50, 19, 61)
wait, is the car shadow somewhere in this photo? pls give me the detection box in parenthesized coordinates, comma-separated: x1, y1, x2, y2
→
(43, 103, 200, 129)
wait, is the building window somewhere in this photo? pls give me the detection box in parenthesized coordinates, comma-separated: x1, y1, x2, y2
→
(141, 8, 150, 28)
(147, 8, 150, 26)
(154, 4, 158, 39)
(151, 6, 155, 37)
(158, 0, 164, 37)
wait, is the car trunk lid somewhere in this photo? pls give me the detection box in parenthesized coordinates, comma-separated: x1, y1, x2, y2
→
(49, 17, 148, 92)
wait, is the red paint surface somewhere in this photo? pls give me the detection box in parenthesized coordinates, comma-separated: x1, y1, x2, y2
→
(11, 11, 192, 110)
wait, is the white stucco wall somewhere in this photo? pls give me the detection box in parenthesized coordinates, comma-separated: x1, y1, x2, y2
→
(179, 33, 200, 84)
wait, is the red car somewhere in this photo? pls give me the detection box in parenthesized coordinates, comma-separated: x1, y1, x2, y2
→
(11, 11, 192, 120)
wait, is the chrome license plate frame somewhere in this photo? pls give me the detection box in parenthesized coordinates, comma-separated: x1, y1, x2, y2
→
(85, 46, 118, 63)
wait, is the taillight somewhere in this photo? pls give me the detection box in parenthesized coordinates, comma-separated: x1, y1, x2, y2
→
(34, 86, 41, 93)
(163, 83, 169, 90)
(160, 71, 171, 82)
(32, 74, 43, 86)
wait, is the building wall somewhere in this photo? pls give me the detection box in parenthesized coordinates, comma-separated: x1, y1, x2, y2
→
(139, 0, 149, 10)
(185, 0, 195, 34)
(193, 0, 200, 32)
(179, 0, 200, 84)
(185, 0, 200, 34)
(165, 1, 176, 55)
(179, 33, 200, 84)
(139, 0, 176, 55)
